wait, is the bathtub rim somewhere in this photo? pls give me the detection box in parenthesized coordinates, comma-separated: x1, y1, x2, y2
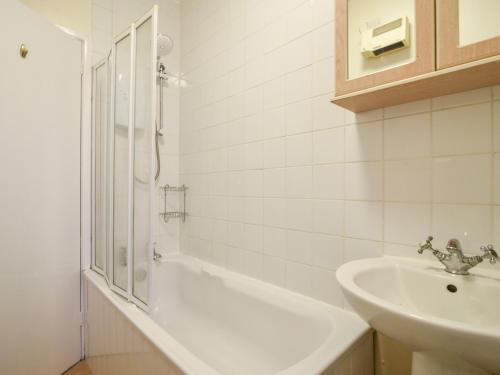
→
(84, 253, 371, 375)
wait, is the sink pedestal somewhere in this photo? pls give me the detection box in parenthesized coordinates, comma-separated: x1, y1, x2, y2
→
(412, 352, 491, 375)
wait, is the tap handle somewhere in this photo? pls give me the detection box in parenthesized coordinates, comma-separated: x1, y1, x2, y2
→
(418, 236, 434, 254)
(481, 244, 499, 264)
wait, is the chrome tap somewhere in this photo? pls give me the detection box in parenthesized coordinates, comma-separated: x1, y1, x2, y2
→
(417, 236, 499, 275)
(152, 242, 163, 262)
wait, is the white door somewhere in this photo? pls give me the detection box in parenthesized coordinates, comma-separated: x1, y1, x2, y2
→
(0, 1, 82, 374)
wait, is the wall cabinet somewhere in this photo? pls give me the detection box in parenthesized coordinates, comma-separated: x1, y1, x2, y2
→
(437, 0, 500, 68)
(333, 0, 500, 112)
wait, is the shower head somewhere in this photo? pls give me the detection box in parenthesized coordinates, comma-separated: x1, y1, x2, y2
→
(157, 34, 174, 57)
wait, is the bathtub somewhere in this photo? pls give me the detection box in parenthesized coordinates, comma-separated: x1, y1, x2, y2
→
(84, 255, 372, 375)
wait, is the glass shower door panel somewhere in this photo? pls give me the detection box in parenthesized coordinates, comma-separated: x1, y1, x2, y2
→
(132, 16, 154, 304)
(113, 33, 131, 292)
(94, 61, 107, 272)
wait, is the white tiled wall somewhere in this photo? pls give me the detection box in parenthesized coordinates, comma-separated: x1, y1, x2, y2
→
(179, 0, 500, 307)
(91, 0, 181, 256)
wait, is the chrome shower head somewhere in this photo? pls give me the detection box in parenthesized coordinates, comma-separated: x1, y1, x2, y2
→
(157, 34, 174, 57)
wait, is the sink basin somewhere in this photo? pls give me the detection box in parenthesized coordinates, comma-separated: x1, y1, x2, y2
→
(336, 257, 500, 375)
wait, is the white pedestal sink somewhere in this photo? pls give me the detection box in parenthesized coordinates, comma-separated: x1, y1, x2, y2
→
(336, 257, 500, 375)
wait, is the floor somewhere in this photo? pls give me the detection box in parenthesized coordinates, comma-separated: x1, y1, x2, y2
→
(64, 361, 92, 375)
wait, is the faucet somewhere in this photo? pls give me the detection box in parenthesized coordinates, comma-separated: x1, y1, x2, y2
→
(417, 236, 499, 275)
(152, 242, 163, 262)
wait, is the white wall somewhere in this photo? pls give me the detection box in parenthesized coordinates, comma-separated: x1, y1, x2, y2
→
(179, 0, 500, 307)
(91, 0, 181, 259)
(19, 0, 92, 37)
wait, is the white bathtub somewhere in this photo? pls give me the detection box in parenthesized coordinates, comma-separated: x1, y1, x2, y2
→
(84, 255, 372, 375)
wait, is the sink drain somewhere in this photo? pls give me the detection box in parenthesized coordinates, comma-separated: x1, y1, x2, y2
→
(446, 284, 458, 293)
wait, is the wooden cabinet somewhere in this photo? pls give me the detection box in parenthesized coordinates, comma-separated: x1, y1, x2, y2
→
(333, 0, 500, 112)
(437, 0, 500, 69)
(335, 0, 435, 96)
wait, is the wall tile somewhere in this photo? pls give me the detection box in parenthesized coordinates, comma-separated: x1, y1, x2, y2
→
(286, 99, 313, 135)
(285, 66, 312, 104)
(345, 201, 383, 241)
(244, 224, 263, 251)
(263, 107, 286, 138)
(495, 154, 500, 204)
(286, 1, 313, 41)
(345, 121, 383, 162)
(312, 22, 334, 62)
(313, 128, 345, 164)
(264, 17, 286, 53)
(494, 85, 500, 100)
(286, 133, 313, 166)
(262, 77, 285, 110)
(432, 204, 492, 250)
(263, 198, 286, 227)
(263, 168, 285, 197)
(345, 162, 383, 201)
(384, 203, 431, 245)
(285, 261, 312, 295)
(312, 58, 335, 96)
(384, 113, 431, 160)
(313, 164, 345, 200)
(310, 269, 344, 306)
(312, 94, 345, 130)
(312, 0, 335, 27)
(433, 154, 492, 204)
(312, 234, 344, 269)
(262, 255, 286, 287)
(263, 226, 286, 258)
(344, 238, 383, 262)
(345, 108, 383, 125)
(286, 230, 313, 264)
(495, 206, 500, 246)
(244, 170, 263, 197)
(384, 159, 431, 203)
(432, 87, 491, 110)
(384, 99, 430, 119)
(263, 138, 286, 168)
(245, 141, 263, 169)
(313, 200, 344, 236)
(494, 101, 500, 152)
(286, 199, 313, 231)
(432, 103, 492, 156)
(286, 166, 313, 198)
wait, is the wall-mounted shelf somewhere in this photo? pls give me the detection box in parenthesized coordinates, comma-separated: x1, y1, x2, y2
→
(332, 55, 500, 113)
(160, 184, 187, 223)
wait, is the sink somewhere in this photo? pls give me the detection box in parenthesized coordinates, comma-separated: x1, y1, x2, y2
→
(336, 257, 500, 375)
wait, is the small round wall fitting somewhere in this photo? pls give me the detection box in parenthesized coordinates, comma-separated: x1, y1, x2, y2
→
(20, 43, 28, 58)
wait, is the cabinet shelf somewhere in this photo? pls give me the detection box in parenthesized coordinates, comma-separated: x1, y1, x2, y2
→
(332, 55, 500, 113)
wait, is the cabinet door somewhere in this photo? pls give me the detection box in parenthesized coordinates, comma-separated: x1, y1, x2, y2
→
(335, 0, 435, 96)
(437, 0, 500, 69)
